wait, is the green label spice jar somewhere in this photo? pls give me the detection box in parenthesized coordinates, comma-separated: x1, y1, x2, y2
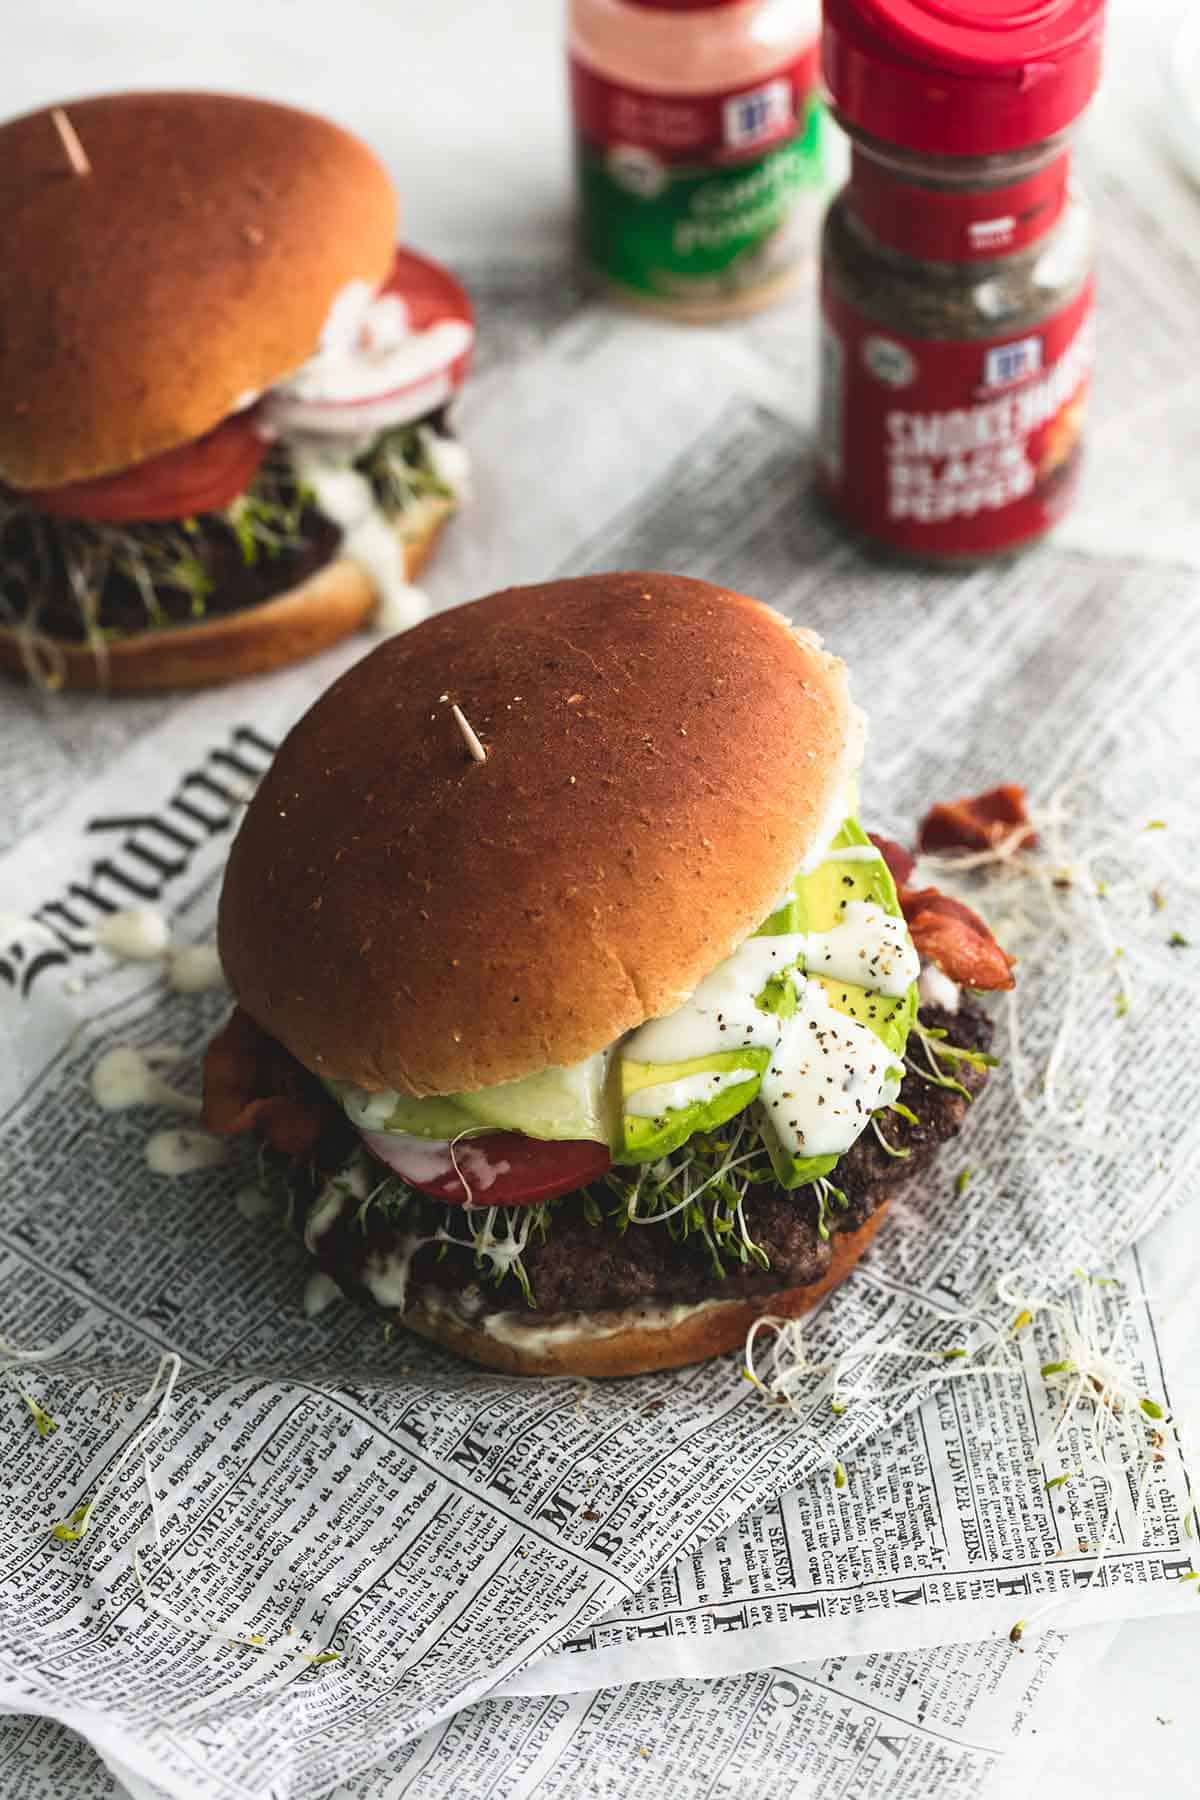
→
(568, 0, 823, 321)
(818, 0, 1105, 564)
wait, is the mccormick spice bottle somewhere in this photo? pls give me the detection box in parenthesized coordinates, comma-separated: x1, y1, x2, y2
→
(568, 0, 822, 320)
(817, 0, 1105, 563)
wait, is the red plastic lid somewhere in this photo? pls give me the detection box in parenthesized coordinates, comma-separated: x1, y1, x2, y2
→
(824, 0, 1105, 154)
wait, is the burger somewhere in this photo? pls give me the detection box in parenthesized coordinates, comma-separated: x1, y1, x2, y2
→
(0, 91, 473, 692)
(202, 573, 1013, 1377)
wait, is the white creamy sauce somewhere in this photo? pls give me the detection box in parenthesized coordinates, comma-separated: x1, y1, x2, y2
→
(145, 1129, 227, 1175)
(359, 1130, 511, 1200)
(303, 1183, 348, 1252)
(626, 1066, 756, 1119)
(919, 963, 961, 1014)
(360, 1235, 439, 1313)
(626, 935, 807, 1066)
(303, 1272, 342, 1318)
(91, 1046, 201, 1116)
(421, 1294, 726, 1352)
(235, 1184, 276, 1223)
(303, 1156, 368, 1251)
(92, 906, 172, 962)
(265, 282, 474, 437)
(291, 451, 430, 633)
(817, 844, 884, 865)
(759, 982, 902, 1161)
(342, 1085, 399, 1132)
(419, 424, 472, 499)
(166, 944, 225, 994)
(805, 901, 920, 999)
(799, 783, 859, 874)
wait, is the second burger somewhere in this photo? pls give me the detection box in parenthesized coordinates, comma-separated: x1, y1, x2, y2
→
(0, 91, 473, 691)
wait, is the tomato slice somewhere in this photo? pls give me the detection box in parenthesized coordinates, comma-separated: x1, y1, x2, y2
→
(360, 1128, 610, 1209)
(18, 410, 269, 524)
(382, 248, 474, 343)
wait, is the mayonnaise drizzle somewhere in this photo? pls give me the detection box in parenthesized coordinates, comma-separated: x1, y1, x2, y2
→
(625, 1066, 757, 1119)
(419, 425, 472, 500)
(804, 901, 920, 999)
(360, 1237, 438, 1313)
(759, 983, 902, 1161)
(91, 1046, 201, 1116)
(626, 936, 804, 1066)
(165, 944, 226, 994)
(291, 450, 429, 633)
(145, 1129, 228, 1175)
(264, 281, 473, 438)
(919, 963, 961, 1014)
(303, 1272, 342, 1318)
(359, 1130, 511, 1199)
(419, 1292, 726, 1351)
(92, 906, 171, 961)
(817, 844, 883, 864)
(236, 1184, 276, 1223)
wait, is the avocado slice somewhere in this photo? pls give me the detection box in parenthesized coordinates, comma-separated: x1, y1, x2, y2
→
(455, 1055, 611, 1144)
(333, 816, 918, 1169)
(759, 817, 914, 1188)
(791, 816, 916, 1058)
(332, 1082, 478, 1141)
(619, 1046, 772, 1162)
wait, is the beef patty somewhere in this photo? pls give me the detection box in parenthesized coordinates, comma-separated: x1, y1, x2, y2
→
(284, 998, 993, 1323)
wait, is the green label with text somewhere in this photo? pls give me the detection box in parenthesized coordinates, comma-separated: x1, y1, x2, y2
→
(576, 102, 823, 303)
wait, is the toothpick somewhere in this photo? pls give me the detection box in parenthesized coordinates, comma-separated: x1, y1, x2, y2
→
(450, 703, 487, 764)
(51, 107, 91, 178)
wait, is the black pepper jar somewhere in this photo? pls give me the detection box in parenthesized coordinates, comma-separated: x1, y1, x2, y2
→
(817, 0, 1106, 564)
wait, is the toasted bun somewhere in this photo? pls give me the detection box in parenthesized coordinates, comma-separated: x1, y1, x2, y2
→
(400, 1203, 891, 1377)
(219, 572, 856, 1095)
(0, 92, 396, 488)
(0, 500, 449, 693)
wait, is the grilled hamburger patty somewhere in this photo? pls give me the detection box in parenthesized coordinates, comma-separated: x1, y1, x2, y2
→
(287, 998, 992, 1321)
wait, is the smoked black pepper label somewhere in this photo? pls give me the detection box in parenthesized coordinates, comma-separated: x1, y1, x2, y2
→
(570, 54, 822, 304)
(817, 276, 1095, 559)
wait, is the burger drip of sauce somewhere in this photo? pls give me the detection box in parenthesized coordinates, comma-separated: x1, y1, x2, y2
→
(418, 1290, 727, 1350)
(290, 451, 429, 634)
(264, 270, 475, 633)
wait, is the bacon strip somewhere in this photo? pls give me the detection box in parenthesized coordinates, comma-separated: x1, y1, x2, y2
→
(918, 784, 1037, 855)
(898, 887, 1015, 991)
(202, 1007, 340, 1154)
(868, 832, 916, 889)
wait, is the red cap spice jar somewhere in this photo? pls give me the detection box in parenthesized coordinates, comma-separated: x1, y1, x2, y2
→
(568, 0, 823, 321)
(816, 0, 1106, 563)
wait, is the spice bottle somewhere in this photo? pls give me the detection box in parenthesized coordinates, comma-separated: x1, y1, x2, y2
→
(817, 0, 1105, 563)
(568, 0, 823, 321)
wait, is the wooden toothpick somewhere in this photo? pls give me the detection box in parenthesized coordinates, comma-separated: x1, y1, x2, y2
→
(51, 107, 91, 178)
(450, 703, 487, 764)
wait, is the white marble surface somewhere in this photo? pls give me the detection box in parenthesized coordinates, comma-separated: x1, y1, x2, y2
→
(5, 3, 1199, 1794)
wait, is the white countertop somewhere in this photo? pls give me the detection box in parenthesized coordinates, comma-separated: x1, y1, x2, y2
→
(6, 2, 1199, 1794)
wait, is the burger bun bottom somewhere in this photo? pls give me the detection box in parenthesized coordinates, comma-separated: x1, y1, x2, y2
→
(0, 496, 451, 694)
(399, 1203, 891, 1378)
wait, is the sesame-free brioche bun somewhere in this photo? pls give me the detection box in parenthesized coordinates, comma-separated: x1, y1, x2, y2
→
(218, 572, 856, 1096)
(0, 498, 449, 693)
(400, 1204, 891, 1377)
(0, 91, 396, 489)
